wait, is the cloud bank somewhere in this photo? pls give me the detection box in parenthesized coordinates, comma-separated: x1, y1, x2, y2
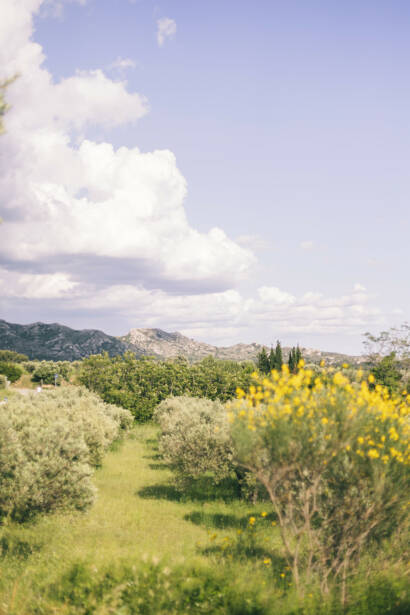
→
(0, 1, 386, 346)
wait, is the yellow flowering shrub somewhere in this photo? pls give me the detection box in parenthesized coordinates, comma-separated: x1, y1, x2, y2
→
(228, 364, 409, 602)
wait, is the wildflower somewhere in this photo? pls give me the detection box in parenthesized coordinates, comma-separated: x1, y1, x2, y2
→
(261, 511, 268, 517)
(263, 558, 271, 565)
(249, 516, 256, 526)
(367, 448, 379, 459)
(368, 374, 375, 384)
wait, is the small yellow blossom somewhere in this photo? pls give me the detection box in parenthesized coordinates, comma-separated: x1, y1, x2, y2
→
(261, 511, 268, 517)
(249, 516, 256, 526)
(367, 448, 380, 459)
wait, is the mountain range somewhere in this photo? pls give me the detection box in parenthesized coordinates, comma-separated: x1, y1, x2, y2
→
(0, 319, 364, 364)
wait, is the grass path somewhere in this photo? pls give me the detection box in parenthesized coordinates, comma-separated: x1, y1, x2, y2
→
(1, 424, 257, 610)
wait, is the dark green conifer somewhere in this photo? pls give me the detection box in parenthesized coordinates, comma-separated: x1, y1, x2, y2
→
(295, 345, 302, 367)
(274, 341, 283, 371)
(288, 348, 295, 373)
(268, 347, 275, 371)
(257, 347, 270, 374)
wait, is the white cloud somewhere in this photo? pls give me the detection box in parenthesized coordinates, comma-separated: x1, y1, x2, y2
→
(300, 240, 315, 250)
(0, 1, 254, 291)
(156, 17, 177, 47)
(107, 56, 137, 75)
(24, 280, 379, 338)
(0, 268, 79, 298)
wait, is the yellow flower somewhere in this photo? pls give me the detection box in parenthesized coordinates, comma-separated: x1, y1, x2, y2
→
(367, 448, 380, 459)
(342, 363, 349, 369)
(368, 374, 375, 384)
(357, 436, 364, 445)
(263, 558, 271, 565)
(249, 516, 256, 526)
(261, 511, 268, 517)
(321, 417, 328, 425)
(280, 573, 286, 578)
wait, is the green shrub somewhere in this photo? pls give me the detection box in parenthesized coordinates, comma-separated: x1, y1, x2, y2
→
(45, 559, 272, 615)
(154, 396, 234, 484)
(0, 361, 23, 383)
(0, 387, 132, 522)
(0, 350, 28, 363)
(31, 360, 73, 385)
(79, 352, 254, 421)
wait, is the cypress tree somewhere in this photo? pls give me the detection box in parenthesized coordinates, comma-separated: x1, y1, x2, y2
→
(288, 348, 295, 373)
(295, 345, 302, 368)
(257, 347, 270, 374)
(268, 347, 276, 371)
(274, 341, 283, 371)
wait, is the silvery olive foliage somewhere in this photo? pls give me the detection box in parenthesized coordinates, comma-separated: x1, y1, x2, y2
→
(154, 396, 234, 483)
(0, 387, 132, 522)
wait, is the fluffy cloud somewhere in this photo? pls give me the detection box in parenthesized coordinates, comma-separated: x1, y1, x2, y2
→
(0, 268, 79, 299)
(156, 17, 177, 47)
(0, 0, 254, 292)
(0, 1, 388, 348)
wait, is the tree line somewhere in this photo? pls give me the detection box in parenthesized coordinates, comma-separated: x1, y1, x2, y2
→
(257, 341, 303, 374)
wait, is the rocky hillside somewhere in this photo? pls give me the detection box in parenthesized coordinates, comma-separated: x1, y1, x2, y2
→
(0, 319, 128, 361)
(121, 328, 263, 361)
(0, 319, 365, 364)
(122, 328, 364, 365)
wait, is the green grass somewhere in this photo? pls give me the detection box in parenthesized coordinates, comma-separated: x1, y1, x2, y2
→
(1, 424, 408, 614)
(0, 425, 277, 612)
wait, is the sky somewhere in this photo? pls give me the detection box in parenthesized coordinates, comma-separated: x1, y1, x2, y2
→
(0, 0, 409, 354)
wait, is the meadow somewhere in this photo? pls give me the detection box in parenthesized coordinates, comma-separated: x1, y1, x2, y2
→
(0, 353, 409, 614)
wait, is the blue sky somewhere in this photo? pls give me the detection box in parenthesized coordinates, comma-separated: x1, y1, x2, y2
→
(0, 0, 408, 353)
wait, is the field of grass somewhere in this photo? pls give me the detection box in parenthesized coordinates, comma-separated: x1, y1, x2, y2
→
(0, 425, 282, 612)
(0, 423, 408, 614)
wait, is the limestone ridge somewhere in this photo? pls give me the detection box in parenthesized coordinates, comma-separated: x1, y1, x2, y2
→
(0, 319, 364, 364)
(121, 328, 264, 361)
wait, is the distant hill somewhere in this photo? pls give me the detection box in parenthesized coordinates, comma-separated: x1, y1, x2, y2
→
(121, 328, 264, 362)
(121, 328, 365, 365)
(0, 319, 365, 364)
(0, 319, 127, 361)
